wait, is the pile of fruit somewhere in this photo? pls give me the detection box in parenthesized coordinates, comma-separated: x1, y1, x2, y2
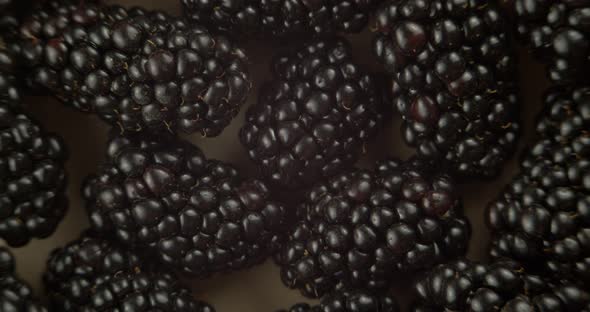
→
(0, 0, 588, 311)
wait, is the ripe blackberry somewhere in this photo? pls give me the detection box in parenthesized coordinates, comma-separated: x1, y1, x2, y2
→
(240, 38, 384, 190)
(82, 133, 288, 276)
(511, 0, 590, 84)
(0, 247, 47, 312)
(0, 103, 68, 247)
(278, 289, 399, 312)
(412, 258, 590, 311)
(275, 158, 470, 298)
(487, 87, 590, 284)
(0, 45, 20, 109)
(373, 0, 520, 179)
(44, 232, 214, 311)
(181, 0, 383, 37)
(19, 1, 251, 136)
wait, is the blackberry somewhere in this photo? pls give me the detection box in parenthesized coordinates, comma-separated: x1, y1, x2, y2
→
(240, 38, 384, 190)
(412, 258, 590, 312)
(278, 289, 399, 312)
(0, 45, 20, 109)
(0, 103, 68, 247)
(486, 87, 590, 284)
(181, 0, 383, 38)
(19, 1, 251, 136)
(44, 232, 214, 311)
(275, 158, 470, 298)
(511, 0, 590, 84)
(373, 0, 520, 179)
(82, 133, 288, 276)
(0, 247, 48, 312)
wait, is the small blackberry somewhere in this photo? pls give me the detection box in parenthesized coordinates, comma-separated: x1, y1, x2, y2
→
(278, 289, 399, 312)
(19, 1, 251, 136)
(0, 103, 68, 247)
(373, 0, 520, 179)
(44, 232, 214, 311)
(240, 37, 384, 190)
(487, 87, 590, 284)
(181, 0, 384, 38)
(511, 0, 590, 84)
(412, 258, 590, 312)
(275, 158, 470, 298)
(83, 133, 288, 276)
(0, 247, 48, 312)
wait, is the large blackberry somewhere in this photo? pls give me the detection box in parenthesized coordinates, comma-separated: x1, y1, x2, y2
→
(486, 87, 590, 284)
(412, 258, 590, 312)
(240, 38, 384, 190)
(19, 1, 251, 136)
(278, 289, 399, 312)
(44, 232, 214, 311)
(82, 133, 288, 276)
(373, 0, 520, 179)
(0, 247, 47, 312)
(510, 0, 590, 84)
(275, 158, 470, 298)
(0, 104, 68, 247)
(181, 0, 383, 38)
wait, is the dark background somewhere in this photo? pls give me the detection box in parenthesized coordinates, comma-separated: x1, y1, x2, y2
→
(6, 0, 549, 310)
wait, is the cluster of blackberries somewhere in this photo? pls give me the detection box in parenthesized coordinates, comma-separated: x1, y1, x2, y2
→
(0, 0, 588, 311)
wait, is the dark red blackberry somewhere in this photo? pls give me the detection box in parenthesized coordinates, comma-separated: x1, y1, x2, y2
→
(82, 133, 288, 277)
(19, 1, 251, 136)
(275, 158, 470, 298)
(412, 258, 590, 312)
(278, 289, 399, 312)
(181, 0, 384, 38)
(240, 37, 384, 190)
(0, 247, 47, 312)
(0, 103, 68, 247)
(487, 87, 590, 285)
(510, 0, 590, 84)
(373, 0, 520, 179)
(44, 232, 214, 311)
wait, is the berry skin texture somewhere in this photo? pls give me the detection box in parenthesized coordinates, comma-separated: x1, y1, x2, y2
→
(19, 1, 251, 136)
(44, 232, 214, 311)
(373, 0, 520, 179)
(181, 0, 384, 38)
(0, 46, 21, 110)
(487, 87, 590, 285)
(412, 258, 590, 312)
(240, 37, 384, 190)
(0, 247, 47, 312)
(83, 133, 288, 276)
(275, 158, 471, 298)
(0, 104, 68, 247)
(278, 289, 399, 312)
(512, 0, 590, 84)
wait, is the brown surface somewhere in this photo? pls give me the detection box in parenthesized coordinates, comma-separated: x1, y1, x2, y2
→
(4, 1, 549, 311)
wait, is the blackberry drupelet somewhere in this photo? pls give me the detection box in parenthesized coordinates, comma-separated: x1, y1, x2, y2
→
(278, 289, 399, 312)
(0, 103, 68, 247)
(0, 247, 47, 312)
(511, 0, 590, 84)
(44, 232, 214, 311)
(275, 158, 470, 298)
(240, 37, 383, 190)
(487, 87, 590, 284)
(373, 0, 520, 179)
(412, 258, 590, 311)
(83, 133, 288, 276)
(181, 0, 383, 38)
(19, 1, 251, 136)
